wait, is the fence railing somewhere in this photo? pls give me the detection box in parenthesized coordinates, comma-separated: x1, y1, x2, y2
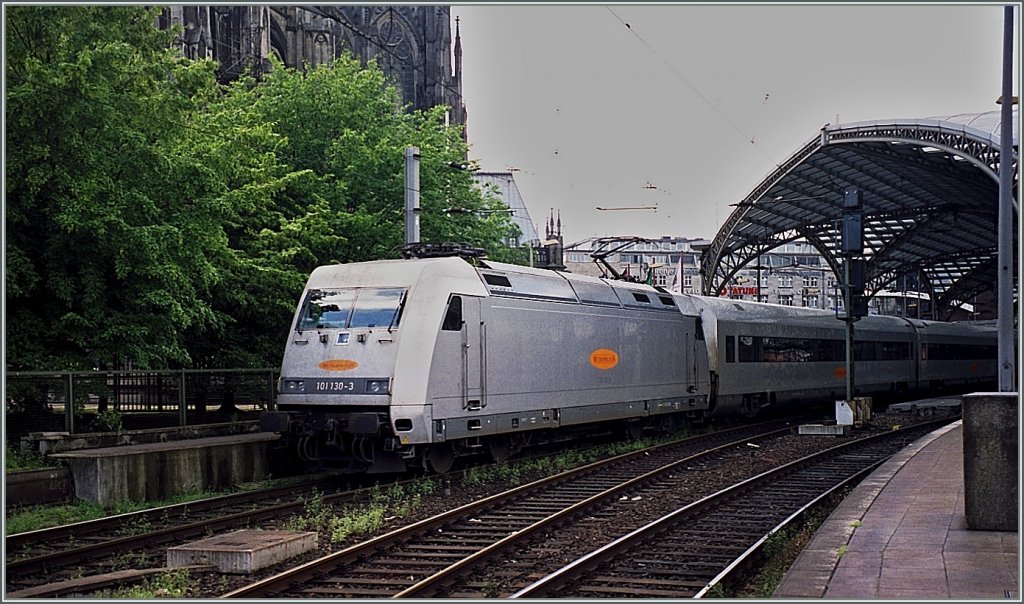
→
(6, 368, 278, 436)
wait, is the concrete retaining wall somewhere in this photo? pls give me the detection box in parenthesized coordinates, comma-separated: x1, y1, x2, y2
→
(21, 421, 261, 456)
(6, 467, 73, 507)
(51, 433, 278, 508)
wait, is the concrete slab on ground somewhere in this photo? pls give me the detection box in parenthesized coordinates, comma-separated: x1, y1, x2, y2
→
(167, 529, 318, 573)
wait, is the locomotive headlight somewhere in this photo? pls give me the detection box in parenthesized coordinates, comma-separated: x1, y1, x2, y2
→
(365, 379, 390, 394)
(282, 379, 306, 393)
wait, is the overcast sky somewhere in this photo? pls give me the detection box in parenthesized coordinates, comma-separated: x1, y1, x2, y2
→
(449, 4, 1019, 246)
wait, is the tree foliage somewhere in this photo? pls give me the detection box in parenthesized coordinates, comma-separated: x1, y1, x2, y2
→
(5, 6, 522, 371)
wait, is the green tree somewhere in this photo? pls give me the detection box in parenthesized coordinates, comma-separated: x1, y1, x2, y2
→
(186, 58, 525, 367)
(5, 8, 524, 373)
(245, 56, 521, 265)
(5, 6, 301, 369)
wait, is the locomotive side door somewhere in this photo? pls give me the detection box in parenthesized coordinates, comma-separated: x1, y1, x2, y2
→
(462, 297, 486, 410)
(444, 295, 485, 410)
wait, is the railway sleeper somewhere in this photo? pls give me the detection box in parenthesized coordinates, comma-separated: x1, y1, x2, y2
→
(592, 575, 708, 589)
(368, 557, 458, 566)
(576, 585, 690, 597)
(304, 587, 402, 596)
(615, 561, 721, 574)
(402, 544, 486, 552)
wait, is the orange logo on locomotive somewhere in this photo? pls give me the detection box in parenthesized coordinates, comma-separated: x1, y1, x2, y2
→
(319, 359, 359, 371)
(833, 366, 847, 379)
(590, 348, 619, 370)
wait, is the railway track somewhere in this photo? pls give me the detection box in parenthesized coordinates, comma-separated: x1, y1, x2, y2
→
(222, 419, 815, 598)
(509, 418, 951, 598)
(4, 476, 358, 596)
(5, 420, 780, 598)
(7, 413, 947, 598)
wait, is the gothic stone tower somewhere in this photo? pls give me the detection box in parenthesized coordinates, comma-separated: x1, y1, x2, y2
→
(157, 6, 466, 134)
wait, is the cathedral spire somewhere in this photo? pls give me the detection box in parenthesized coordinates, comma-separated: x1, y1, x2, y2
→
(452, 14, 467, 143)
(454, 16, 462, 84)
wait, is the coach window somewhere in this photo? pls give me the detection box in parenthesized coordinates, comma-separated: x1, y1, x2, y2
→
(738, 335, 759, 362)
(442, 295, 463, 331)
(725, 334, 735, 363)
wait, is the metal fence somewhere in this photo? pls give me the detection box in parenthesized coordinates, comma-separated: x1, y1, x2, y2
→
(5, 369, 278, 437)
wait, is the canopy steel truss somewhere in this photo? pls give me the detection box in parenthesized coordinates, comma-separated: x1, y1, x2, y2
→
(700, 110, 1018, 319)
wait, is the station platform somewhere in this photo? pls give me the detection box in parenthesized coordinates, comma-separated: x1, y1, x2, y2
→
(774, 420, 1019, 599)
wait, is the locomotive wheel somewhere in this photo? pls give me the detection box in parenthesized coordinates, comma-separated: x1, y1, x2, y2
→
(657, 413, 683, 435)
(487, 435, 513, 463)
(623, 420, 644, 441)
(425, 443, 456, 474)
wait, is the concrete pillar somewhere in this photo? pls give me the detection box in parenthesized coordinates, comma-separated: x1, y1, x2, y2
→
(962, 392, 1019, 530)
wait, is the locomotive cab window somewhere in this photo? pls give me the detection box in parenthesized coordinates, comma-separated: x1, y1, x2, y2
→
(442, 295, 463, 331)
(296, 287, 407, 331)
(350, 288, 406, 328)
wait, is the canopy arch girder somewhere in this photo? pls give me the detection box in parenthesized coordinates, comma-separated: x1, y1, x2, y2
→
(701, 110, 1018, 314)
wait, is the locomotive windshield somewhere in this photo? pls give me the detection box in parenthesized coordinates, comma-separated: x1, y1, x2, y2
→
(296, 287, 407, 331)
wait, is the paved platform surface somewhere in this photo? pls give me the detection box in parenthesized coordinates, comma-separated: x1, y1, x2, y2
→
(775, 421, 1019, 599)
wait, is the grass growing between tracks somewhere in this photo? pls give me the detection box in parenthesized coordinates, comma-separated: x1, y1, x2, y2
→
(460, 432, 680, 487)
(706, 500, 837, 598)
(94, 568, 191, 598)
(286, 480, 439, 544)
(5, 489, 224, 536)
(282, 432, 691, 547)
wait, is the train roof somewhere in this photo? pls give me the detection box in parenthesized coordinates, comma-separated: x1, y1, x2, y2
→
(479, 260, 680, 311)
(684, 294, 918, 334)
(305, 257, 488, 297)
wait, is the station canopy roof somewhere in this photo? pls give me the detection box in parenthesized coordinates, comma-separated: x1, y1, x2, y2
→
(700, 109, 1018, 318)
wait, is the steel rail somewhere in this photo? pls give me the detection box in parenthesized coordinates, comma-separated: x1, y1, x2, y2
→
(6, 476, 339, 550)
(222, 421, 794, 598)
(6, 476, 375, 580)
(508, 418, 949, 598)
(393, 426, 792, 597)
(694, 457, 883, 598)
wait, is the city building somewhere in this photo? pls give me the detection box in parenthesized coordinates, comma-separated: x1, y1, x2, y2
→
(562, 235, 988, 319)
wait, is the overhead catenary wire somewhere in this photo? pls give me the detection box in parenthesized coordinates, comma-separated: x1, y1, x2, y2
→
(605, 7, 777, 165)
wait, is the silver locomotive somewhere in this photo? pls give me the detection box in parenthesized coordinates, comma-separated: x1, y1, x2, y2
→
(261, 255, 997, 473)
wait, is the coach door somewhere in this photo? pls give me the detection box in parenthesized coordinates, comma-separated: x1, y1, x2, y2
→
(686, 317, 705, 397)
